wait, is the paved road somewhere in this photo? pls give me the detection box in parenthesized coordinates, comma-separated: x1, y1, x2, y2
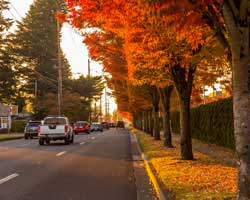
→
(0, 129, 137, 200)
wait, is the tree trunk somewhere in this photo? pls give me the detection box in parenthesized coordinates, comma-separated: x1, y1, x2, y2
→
(144, 111, 149, 134)
(171, 65, 195, 160)
(143, 111, 146, 132)
(179, 97, 193, 159)
(222, 3, 250, 198)
(152, 86, 160, 140)
(223, 2, 250, 198)
(159, 85, 174, 147)
(139, 112, 143, 130)
(153, 103, 160, 140)
(233, 56, 250, 200)
(148, 109, 154, 137)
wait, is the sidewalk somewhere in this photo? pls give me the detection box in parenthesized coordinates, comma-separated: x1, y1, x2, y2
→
(134, 129, 237, 200)
(130, 133, 158, 200)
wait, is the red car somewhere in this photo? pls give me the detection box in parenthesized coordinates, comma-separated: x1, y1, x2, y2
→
(73, 121, 90, 134)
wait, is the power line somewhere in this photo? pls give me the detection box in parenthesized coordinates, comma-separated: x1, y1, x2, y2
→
(9, 2, 23, 20)
(6, 10, 19, 22)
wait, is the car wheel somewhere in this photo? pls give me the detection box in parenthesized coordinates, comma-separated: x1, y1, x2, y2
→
(74, 132, 78, 135)
(65, 137, 70, 145)
(45, 139, 50, 145)
(70, 135, 74, 143)
(39, 139, 44, 145)
(24, 134, 29, 140)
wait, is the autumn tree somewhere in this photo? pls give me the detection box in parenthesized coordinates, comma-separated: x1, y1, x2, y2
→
(148, 0, 249, 197)
(194, 3, 250, 197)
(44, 91, 85, 122)
(83, 30, 133, 119)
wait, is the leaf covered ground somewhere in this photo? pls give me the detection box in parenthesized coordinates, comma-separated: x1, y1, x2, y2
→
(133, 129, 237, 200)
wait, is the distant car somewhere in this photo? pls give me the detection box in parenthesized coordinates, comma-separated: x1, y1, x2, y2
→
(116, 121, 125, 129)
(73, 121, 90, 134)
(24, 121, 41, 139)
(90, 123, 103, 132)
(109, 122, 115, 128)
(101, 122, 109, 129)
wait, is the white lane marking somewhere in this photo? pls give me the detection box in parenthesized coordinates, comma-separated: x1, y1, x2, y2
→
(0, 147, 8, 150)
(80, 142, 86, 145)
(0, 173, 19, 185)
(56, 151, 66, 157)
(91, 137, 95, 140)
(22, 143, 31, 147)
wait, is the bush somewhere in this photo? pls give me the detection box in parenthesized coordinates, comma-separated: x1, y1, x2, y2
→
(11, 120, 27, 133)
(170, 98, 234, 149)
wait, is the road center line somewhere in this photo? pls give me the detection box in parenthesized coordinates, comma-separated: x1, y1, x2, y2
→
(56, 151, 66, 156)
(0, 173, 19, 185)
(0, 147, 8, 150)
(22, 143, 30, 147)
(80, 142, 86, 145)
(91, 137, 95, 140)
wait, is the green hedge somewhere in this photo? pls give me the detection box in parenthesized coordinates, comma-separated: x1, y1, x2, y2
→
(11, 120, 27, 133)
(170, 98, 234, 149)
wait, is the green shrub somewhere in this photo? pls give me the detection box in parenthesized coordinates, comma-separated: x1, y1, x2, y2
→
(170, 98, 234, 149)
(11, 120, 27, 133)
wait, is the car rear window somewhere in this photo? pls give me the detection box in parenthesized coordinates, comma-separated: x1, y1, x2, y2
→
(44, 118, 66, 125)
(75, 122, 87, 126)
(27, 122, 40, 127)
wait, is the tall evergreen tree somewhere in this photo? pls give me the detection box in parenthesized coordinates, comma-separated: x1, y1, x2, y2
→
(13, 0, 71, 111)
(0, 0, 16, 103)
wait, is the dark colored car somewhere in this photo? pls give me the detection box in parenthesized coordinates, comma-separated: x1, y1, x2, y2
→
(116, 121, 125, 129)
(109, 122, 115, 128)
(73, 121, 90, 134)
(90, 123, 103, 132)
(101, 122, 109, 129)
(24, 121, 41, 139)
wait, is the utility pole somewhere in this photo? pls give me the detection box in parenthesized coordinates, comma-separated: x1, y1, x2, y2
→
(99, 95, 102, 122)
(105, 88, 107, 120)
(35, 80, 37, 108)
(107, 97, 109, 122)
(57, 20, 63, 116)
(88, 58, 90, 77)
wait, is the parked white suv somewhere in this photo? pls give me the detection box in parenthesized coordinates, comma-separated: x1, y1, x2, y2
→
(38, 117, 74, 145)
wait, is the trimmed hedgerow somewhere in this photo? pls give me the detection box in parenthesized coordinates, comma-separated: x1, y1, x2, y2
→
(11, 120, 27, 133)
(170, 98, 234, 150)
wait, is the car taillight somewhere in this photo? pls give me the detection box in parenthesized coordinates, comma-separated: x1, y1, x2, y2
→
(65, 125, 68, 132)
(38, 125, 41, 135)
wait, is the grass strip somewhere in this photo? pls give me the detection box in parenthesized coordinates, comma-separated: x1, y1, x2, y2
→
(131, 128, 237, 200)
(0, 134, 24, 141)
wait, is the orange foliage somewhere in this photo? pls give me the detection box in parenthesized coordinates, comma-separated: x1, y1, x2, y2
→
(55, 12, 66, 23)
(64, 0, 229, 116)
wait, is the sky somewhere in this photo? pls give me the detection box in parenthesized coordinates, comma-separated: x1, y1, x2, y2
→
(5, 0, 103, 77)
(5, 0, 117, 114)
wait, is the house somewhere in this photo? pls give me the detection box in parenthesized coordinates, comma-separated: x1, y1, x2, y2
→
(0, 104, 18, 131)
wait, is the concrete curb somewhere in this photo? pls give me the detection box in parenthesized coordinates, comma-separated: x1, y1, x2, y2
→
(130, 133, 166, 200)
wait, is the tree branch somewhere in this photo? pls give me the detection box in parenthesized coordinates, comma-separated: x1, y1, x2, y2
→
(223, 0, 240, 51)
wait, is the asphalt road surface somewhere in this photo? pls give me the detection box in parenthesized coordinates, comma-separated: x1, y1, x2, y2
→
(0, 129, 137, 200)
